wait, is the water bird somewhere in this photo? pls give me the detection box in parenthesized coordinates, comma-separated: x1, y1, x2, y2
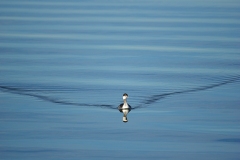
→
(118, 93, 131, 123)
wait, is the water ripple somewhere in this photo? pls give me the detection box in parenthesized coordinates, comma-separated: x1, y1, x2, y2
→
(1, 75, 239, 110)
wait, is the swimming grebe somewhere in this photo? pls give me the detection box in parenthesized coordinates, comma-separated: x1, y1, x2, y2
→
(118, 93, 131, 123)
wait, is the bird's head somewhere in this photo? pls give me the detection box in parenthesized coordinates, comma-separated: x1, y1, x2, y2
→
(123, 93, 128, 100)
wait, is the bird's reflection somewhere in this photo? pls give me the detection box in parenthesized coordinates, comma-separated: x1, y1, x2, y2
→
(118, 108, 131, 123)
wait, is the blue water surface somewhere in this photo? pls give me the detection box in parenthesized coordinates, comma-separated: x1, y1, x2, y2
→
(0, 0, 240, 159)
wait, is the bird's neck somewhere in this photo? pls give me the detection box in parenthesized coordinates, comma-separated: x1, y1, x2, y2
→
(123, 99, 129, 109)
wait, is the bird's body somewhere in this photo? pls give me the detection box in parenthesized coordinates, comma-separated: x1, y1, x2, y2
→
(118, 93, 131, 123)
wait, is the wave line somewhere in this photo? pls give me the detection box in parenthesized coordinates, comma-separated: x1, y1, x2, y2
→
(132, 74, 240, 109)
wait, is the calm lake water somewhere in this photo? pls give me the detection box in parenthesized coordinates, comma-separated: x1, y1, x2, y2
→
(0, 0, 240, 159)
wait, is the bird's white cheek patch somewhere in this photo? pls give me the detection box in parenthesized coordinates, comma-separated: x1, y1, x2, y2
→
(123, 96, 127, 100)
